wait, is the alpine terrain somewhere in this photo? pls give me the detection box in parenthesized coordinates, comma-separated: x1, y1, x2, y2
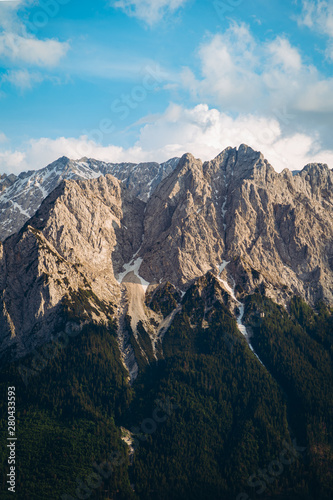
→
(0, 156, 180, 241)
(0, 144, 332, 500)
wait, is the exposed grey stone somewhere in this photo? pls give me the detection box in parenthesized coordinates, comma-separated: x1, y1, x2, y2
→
(1, 144, 332, 367)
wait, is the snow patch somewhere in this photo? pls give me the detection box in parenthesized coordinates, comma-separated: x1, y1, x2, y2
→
(218, 260, 230, 274)
(221, 199, 227, 231)
(11, 201, 30, 218)
(117, 256, 150, 292)
(217, 261, 264, 365)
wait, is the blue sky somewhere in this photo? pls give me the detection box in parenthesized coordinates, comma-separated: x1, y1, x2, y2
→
(0, 0, 333, 173)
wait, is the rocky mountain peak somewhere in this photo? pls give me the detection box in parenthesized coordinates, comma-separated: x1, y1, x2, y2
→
(168, 153, 203, 186)
(292, 161, 333, 199)
(55, 155, 70, 163)
(0, 155, 180, 241)
(302, 162, 330, 174)
(166, 145, 271, 193)
(1, 146, 333, 370)
(299, 162, 332, 185)
(202, 144, 275, 188)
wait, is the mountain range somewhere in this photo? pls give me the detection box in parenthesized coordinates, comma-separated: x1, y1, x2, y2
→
(1, 144, 332, 363)
(0, 144, 332, 500)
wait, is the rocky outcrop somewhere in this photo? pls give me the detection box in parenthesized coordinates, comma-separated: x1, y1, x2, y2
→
(0, 144, 332, 368)
(0, 173, 17, 193)
(102, 157, 179, 202)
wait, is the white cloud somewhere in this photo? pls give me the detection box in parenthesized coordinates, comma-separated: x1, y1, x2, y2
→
(0, 0, 27, 31)
(136, 103, 333, 171)
(1, 104, 332, 175)
(0, 32, 69, 67)
(112, 0, 189, 25)
(181, 23, 333, 115)
(1, 69, 44, 90)
(268, 37, 302, 72)
(298, 1, 333, 37)
(1, 69, 67, 90)
(297, 1, 333, 60)
(0, 1, 69, 78)
(0, 136, 145, 174)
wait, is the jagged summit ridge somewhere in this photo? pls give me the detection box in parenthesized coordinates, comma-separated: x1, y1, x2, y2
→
(139, 145, 333, 304)
(0, 155, 180, 241)
(0, 144, 332, 367)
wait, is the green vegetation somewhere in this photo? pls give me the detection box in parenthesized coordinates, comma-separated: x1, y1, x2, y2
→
(0, 278, 331, 499)
(149, 282, 181, 318)
(0, 321, 134, 500)
(63, 288, 114, 322)
(127, 276, 303, 500)
(246, 294, 333, 499)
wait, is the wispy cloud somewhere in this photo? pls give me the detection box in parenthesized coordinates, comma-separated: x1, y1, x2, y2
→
(0, 0, 33, 33)
(1, 69, 44, 90)
(0, 131, 8, 144)
(0, 32, 69, 66)
(112, 0, 189, 26)
(0, 0, 69, 93)
(297, 0, 333, 61)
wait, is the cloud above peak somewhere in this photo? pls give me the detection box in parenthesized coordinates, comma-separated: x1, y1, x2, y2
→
(1, 104, 332, 175)
(112, 0, 189, 25)
(181, 23, 333, 117)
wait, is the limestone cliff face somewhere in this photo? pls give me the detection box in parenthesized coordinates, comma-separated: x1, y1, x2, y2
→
(139, 145, 333, 306)
(0, 144, 332, 365)
(0, 174, 144, 362)
(140, 153, 225, 285)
